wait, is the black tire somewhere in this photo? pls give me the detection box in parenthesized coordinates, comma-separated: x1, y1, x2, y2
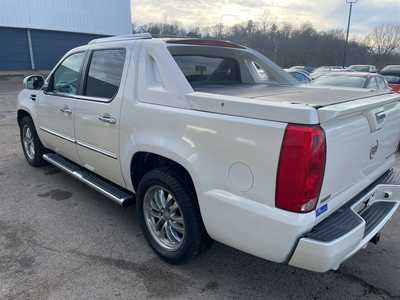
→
(137, 168, 212, 264)
(20, 116, 48, 167)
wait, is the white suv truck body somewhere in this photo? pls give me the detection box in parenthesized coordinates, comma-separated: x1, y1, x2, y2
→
(17, 34, 400, 272)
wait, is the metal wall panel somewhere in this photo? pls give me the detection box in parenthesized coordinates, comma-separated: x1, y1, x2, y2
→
(0, 27, 31, 70)
(31, 29, 104, 70)
(0, 0, 132, 35)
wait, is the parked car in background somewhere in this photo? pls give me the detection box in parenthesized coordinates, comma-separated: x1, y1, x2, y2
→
(380, 65, 400, 93)
(288, 66, 315, 74)
(310, 66, 345, 80)
(348, 65, 377, 73)
(285, 69, 312, 83)
(311, 72, 391, 91)
(17, 34, 400, 273)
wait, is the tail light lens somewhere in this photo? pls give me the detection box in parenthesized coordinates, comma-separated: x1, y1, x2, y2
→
(276, 124, 326, 213)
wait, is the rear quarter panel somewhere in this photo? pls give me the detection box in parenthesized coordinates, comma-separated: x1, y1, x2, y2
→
(118, 99, 311, 262)
(120, 101, 286, 207)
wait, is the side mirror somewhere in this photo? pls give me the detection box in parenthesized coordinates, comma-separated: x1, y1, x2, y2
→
(23, 75, 45, 90)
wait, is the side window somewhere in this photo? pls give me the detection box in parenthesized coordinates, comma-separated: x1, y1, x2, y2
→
(51, 52, 85, 95)
(366, 77, 378, 89)
(84, 49, 126, 99)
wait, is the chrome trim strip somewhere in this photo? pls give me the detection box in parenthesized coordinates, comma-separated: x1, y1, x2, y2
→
(44, 92, 111, 103)
(40, 127, 75, 143)
(42, 154, 128, 205)
(72, 94, 111, 102)
(76, 140, 118, 159)
(40, 127, 118, 159)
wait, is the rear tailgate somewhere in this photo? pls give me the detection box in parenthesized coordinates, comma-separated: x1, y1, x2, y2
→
(317, 92, 400, 217)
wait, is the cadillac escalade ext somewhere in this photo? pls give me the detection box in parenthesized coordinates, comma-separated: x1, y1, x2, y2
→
(17, 34, 400, 272)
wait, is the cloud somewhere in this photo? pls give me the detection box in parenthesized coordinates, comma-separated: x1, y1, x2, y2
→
(132, 0, 400, 35)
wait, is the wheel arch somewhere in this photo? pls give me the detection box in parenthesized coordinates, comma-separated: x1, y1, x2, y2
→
(130, 151, 199, 201)
(17, 109, 32, 126)
(17, 108, 48, 150)
(130, 150, 211, 240)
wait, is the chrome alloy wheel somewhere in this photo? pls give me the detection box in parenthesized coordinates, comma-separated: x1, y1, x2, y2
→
(23, 126, 35, 160)
(143, 186, 186, 251)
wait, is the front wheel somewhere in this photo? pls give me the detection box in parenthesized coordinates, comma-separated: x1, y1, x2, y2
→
(137, 168, 211, 264)
(20, 116, 48, 167)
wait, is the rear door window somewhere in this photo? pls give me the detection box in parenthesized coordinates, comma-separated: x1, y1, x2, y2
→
(173, 55, 241, 86)
(84, 49, 126, 99)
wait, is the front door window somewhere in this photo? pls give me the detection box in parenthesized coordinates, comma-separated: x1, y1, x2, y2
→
(51, 52, 85, 95)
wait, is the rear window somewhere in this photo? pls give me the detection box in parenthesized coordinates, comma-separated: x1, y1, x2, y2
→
(173, 55, 241, 86)
(312, 75, 366, 88)
(384, 75, 400, 84)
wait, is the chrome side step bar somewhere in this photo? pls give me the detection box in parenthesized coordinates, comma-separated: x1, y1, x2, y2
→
(43, 153, 134, 206)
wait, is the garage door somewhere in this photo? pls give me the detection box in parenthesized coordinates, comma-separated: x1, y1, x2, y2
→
(0, 27, 31, 70)
(31, 29, 104, 70)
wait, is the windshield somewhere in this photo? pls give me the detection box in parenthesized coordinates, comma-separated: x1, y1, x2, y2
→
(312, 75, 366, 88)
(381, 66, 400, 73)
(349, 66, 370, 72)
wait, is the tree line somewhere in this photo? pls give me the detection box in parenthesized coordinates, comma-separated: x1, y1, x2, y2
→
(135, 21, 400, 69)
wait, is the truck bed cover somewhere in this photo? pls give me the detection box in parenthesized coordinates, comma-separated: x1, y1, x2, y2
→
(194, 84, 390, 108)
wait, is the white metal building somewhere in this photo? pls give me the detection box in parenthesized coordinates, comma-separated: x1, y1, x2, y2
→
(0, 0, 132, 70)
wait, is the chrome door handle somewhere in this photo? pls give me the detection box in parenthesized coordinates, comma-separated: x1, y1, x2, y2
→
(60, 106, 72, 115)
(375, 111, 386, 124)
(98, 114, 117, 125)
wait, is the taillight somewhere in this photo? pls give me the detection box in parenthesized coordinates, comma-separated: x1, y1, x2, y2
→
(276, 124, 326, 213)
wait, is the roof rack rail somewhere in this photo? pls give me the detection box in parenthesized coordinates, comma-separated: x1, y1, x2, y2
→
(166, 38, 246, 49)
(89, 33, 152, 45)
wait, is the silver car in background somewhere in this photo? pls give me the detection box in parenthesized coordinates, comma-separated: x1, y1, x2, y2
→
(311, 72, 391, 91)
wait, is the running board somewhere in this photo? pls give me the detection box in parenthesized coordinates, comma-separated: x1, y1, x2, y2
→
(42, 153, 134, 206)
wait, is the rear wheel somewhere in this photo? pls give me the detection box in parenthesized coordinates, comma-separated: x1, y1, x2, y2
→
(20, 116, 48, 167)
(137, 168, 211, 264)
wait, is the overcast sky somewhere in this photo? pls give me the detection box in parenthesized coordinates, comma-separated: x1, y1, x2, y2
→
(132, 0, 400, 36)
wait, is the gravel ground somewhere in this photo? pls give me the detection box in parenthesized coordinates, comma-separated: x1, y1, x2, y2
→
(0, 75, 400, 300)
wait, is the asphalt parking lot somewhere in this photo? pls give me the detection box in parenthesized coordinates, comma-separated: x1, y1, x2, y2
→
(1, 75, 400, 300)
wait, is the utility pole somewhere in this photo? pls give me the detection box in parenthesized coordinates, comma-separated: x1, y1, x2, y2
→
(343, 0, 358, 67)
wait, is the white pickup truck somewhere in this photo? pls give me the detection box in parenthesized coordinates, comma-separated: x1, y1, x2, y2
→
(17, 34, 400, 272)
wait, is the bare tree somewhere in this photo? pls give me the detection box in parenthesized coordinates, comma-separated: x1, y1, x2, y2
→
(365, 24, 400, 57)
(210, 23, 225, 39)
(134, 20, 400, 68)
